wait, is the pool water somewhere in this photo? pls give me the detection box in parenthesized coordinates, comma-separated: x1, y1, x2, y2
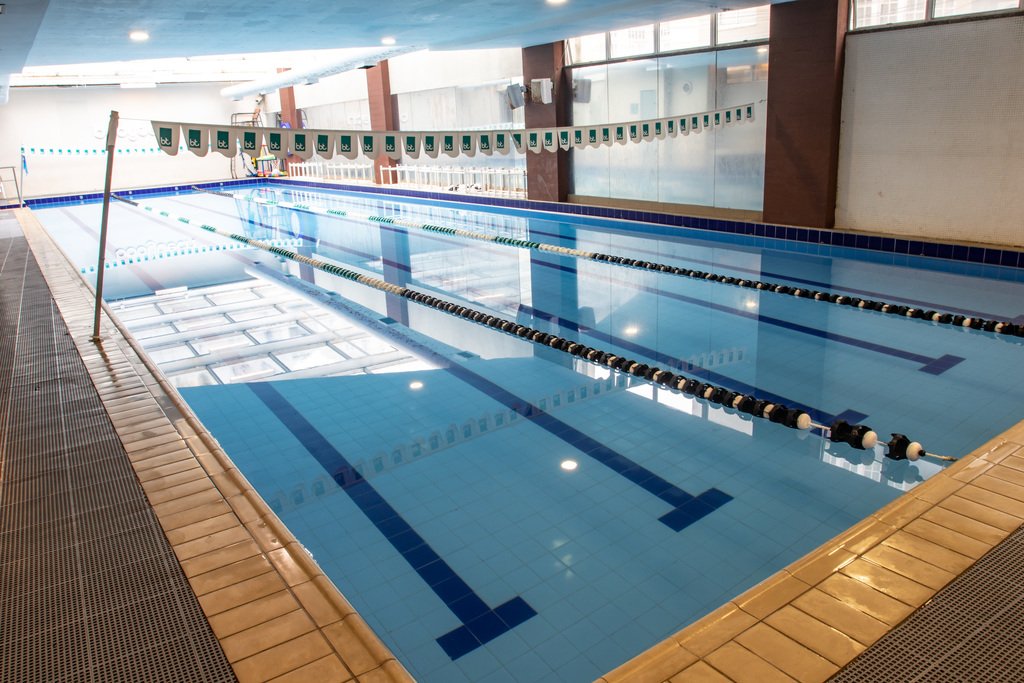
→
(36, 185, 1024, 682)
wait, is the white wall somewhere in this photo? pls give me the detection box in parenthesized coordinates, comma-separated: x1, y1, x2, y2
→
(0, 83, 259, 198)
(836, 15, 1024, 247)
(388, 49, 523, 94)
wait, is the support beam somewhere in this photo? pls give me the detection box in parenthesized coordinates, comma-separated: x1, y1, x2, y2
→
(366, 61, 397, 185)
(522, 42, 570, 203)
(762, 0, 849, 229)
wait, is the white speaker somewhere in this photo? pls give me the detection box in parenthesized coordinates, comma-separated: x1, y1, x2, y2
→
(506, 83, 526, 109)
(530, 78, 553, 104)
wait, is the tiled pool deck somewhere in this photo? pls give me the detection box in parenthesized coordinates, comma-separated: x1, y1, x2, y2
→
(7, 205, 1024, 681)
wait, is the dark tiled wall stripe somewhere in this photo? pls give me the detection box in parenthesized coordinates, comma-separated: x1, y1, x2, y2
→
(525, 257, 966, 376)
(248, 382, 537, 661)
(28, 178, 1024, 271)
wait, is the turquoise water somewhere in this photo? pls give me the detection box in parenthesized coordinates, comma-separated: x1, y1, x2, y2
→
(36, 185, 1024, 682)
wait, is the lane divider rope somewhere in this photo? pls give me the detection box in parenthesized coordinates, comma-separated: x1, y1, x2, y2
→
(115, 192, 956, 463)
(194, 186, 1024, 341)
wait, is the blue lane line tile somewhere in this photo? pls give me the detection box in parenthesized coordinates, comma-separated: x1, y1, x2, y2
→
(443, 364, 732, 533)
(528, 258, 950, 373)
(248, 382, 537, 660)
(521, 304, 859, 427)
(919, 354, 966, 376)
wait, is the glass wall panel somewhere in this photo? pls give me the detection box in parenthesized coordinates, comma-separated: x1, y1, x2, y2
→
(852, 0, 927, 28)
(568, 33, 607, 64)
(656, 52, 717, 206)
(716, 5, 771, 44)
(933, 0, 1019, 17)
(659, 15, 713, 52)
(712, 46, 768, 210)
(609, 25, 655, 59)
(606, 59, 660, 200)
(570, 64, 611, 197)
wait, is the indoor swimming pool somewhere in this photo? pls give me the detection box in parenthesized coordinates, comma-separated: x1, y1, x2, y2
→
(35, 184, 1024, 682)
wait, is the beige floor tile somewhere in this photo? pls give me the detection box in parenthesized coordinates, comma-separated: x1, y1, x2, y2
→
(208, 590, 303, 639)
(291, 576, 355, 628)
(836, 519, 895, 555)
(990, 462, 1024, 488)
(153, 487, 225, 516)
(220, 609, 317, 662)
(167, 512, 242, 547)
(913, 474, 967, 504)
(602, 639, 697, 682)
(268, 545, 318, 587)
(705, 642, 797, 682)
(245, 516, 286, 553)
(146, 476, 216, 505)
(323, 616, 394, 677)
(136, 457, 201, 482)
(190, 554, 275, 596)
(267, 655, 352, 683)
(198, 569, 287, 617)
(938, 494, 1024, 532)
(764, 606, 865, 667)
(902, 518, 990, 559)
(971, 473, 1024, 504)
(355, 660, 413, 683)
(956, 483, 1024, 519)
(676, 603, 758, 657)
(668, 660, 732, 682)
(861, 544, 956, 591)
(882, 531, 974, 573)
(736, 623, 838, 682)
(873, 495, 933, 528)
(232, 631, 333, 682)
(211, 470, 246, 499)
(227, 492, 263, 524)
(787, 547, 857, 586)
(734, 572, 812, 620)
(817, 573, 914, 625)
(131, 447, 194, 472)
(839, 558, 934, 607)
(922, 505, 1009, 545)
(159, 500, 233, 532)
(140, 465, 209, 494)
(792, 589, 889, 646)
(180, 540, 262, 578)
(997, 452, 1024, 472)
(125, 438, 190, 463)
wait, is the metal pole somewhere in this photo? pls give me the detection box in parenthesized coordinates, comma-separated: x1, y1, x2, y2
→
(91, 110, 119, 342)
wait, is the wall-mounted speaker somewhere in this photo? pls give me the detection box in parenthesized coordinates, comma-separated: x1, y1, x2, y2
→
(506, 83, 526, 109)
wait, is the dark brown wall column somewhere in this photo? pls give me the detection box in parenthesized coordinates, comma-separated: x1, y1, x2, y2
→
(522, 42, 571, 203)
(366, 60, 396, 184)
(277, 86, 300, 129)
(762, 0, 849, 229)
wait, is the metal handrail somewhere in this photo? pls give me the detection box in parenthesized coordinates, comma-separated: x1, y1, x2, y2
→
(0, 165, 24, 208)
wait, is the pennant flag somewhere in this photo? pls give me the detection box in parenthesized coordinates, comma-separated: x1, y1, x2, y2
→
(477, 132, 493, 156)
(558, 128, 572, 151)
(666, 119, 677, 138)
(339, 133, 359, 160)
(526, 130, 542, 154)
(510, 132, 524, 153)
(403, 134, 421, 159)
(654, 120, 666, 140)
(313, 131, 335, 160)
(184, 125, 210, 157)
(628, 124, 640, 143)
(601, 127, 613, 147)
(152, 121, 181, 156)
(422, 134, 440, 159)
(640, 122, 654, 142)
(713, 111, 723, 128)
(241, 128, 262, 156)
(691, 115, 703, 134)
(361, 133, 383, 159)
(572, 128, 584, 148)
(442, 133, 459, 158)
(613, 125, 627, 145)
(744, 103, 756, 122)
(702, 113, 712, 130)
(460, 133, 477, 157)
(494, 132, 510, 155)
(383, 133, 402, 160)
(266, 129, 291, 159)
(586, 127, 599, 148)
(291, 131, 315, 160)
(212, 127, 241, 157)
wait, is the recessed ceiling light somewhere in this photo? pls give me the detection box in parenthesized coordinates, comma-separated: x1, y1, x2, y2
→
(381, 36, 396, 45)
(409, 380, 424, 390)
(129, 30, 150, 42)
(547, 0, 568, 4)
(560, 459, 578, 471)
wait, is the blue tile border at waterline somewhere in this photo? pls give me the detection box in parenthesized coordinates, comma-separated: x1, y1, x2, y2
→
(27, 176, 1023, 273)
(263, 178, 1024, 273)
(248, 381, 538, 661)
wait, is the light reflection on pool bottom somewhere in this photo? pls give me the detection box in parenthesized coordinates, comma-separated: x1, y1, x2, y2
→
(182, 355, 906, 683)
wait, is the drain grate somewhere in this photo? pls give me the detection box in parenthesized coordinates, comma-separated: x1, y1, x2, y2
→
(832, 524, 1024, 682)
(0, 235, 237, 682)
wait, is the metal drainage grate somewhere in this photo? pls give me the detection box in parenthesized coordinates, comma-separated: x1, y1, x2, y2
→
(0, 235, 237, 682)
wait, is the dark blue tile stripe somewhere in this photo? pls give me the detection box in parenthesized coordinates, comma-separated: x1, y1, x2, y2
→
(442, 363, 732, 533)
(526, 257, 954, 373)
(248, 381, 536, 660)
(519, 304, 855, 427)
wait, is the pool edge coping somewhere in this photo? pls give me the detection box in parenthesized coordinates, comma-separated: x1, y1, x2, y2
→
(15, 206, 416, 683)
(597, 424, 1024, 682)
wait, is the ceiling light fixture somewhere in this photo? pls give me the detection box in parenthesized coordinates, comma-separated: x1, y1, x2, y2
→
(409, 380, 424, 390)
(546, 0, 568, 5)
(381, 36, 396, 45)
(560, 459, 578, 471)
(129, 30, 150, 42)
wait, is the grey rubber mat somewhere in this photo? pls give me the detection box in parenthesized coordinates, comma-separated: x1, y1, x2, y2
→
(832, 523, 1024, 682)
(0, 234, 237, 682)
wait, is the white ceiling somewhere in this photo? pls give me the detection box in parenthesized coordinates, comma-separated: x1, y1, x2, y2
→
(2, 0, 782, 77)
